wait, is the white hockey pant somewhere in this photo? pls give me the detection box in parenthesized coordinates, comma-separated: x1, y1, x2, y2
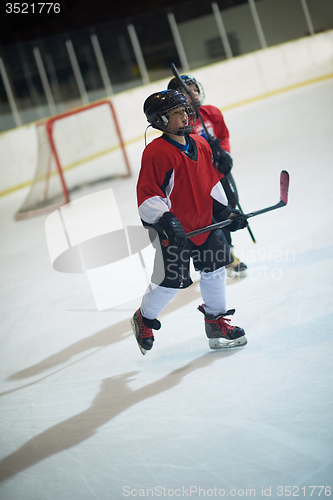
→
(141, 267, 227, 320)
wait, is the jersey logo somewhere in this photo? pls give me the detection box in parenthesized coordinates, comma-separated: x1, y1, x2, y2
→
(193, 121, 215, 141)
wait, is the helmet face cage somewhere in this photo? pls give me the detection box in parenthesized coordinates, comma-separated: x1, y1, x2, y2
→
(168, 75, 205, 107)
(162, 102, 196, 136)
(144, 90, 196, 136)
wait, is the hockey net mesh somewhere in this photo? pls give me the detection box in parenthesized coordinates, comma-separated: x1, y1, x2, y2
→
(15, 100, 130, 220)
(15, 123, 67, 219)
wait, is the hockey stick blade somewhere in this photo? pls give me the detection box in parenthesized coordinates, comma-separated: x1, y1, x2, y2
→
(245, 170, 289, 218)
(280, 170, 289, 205)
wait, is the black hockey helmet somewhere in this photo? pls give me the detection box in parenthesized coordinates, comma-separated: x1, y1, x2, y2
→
(143, 89, 196, 136)
(167, 75, 205, 106)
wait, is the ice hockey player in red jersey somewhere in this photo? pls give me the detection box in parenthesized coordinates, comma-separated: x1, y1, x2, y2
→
(167, 75, 247, 278)
(131, 89, 248, 355)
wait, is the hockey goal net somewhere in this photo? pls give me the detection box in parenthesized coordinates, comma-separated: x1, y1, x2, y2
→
(15, 99, 131, 220)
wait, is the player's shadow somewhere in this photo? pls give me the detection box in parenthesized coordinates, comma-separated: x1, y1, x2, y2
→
(0, 350, 236, 483)
(4, 283, 203, 387)
(6, 319, 132, 383)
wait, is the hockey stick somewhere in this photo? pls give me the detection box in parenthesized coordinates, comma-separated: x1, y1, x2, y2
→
(171, 63, 211, 144)
(170, 63, 256, 243)
(186, 170, 289, 239)
(161, 171, 289, 245)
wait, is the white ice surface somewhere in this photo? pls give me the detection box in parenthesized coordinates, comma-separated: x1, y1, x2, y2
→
(0, 79, 333, 500)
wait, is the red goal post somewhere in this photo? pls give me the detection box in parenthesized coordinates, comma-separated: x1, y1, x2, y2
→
(15, 99, 131, 220)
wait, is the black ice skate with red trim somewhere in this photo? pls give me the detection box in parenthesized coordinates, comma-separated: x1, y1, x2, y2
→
(131, 308, 161, 355)
(198, 304, 247, 349)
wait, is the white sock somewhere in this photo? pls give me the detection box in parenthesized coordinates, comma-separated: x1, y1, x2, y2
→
(199, 267, 227, 317)
(141, 284, 179, 320)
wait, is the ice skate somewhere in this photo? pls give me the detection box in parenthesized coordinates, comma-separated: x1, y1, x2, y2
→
(198, 304, 247, 349)
(131, 308, 161, 355)
(226, 249, 247, 278)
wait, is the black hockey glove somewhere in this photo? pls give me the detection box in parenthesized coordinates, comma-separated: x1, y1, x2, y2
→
(217, 206, 248, 232)
(209, 138, 233, 175)
(154, 212, 187, 251)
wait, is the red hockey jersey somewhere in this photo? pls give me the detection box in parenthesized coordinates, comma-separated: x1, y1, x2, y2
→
(192, 105, 230, 153)
(192, 105, 231, 181)
(137, 134, 228, 246)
